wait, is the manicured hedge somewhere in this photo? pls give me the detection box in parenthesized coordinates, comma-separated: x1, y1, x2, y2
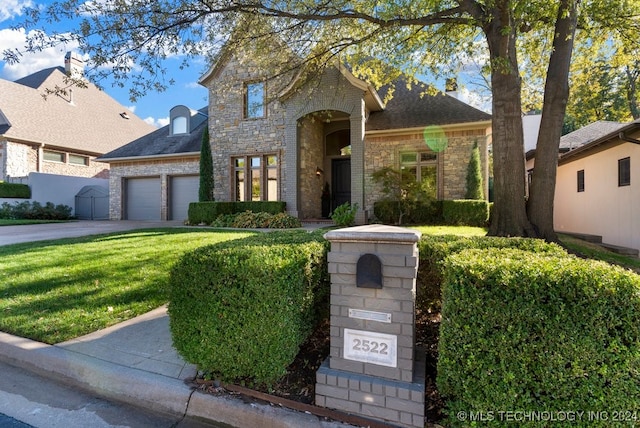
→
(437, 248, 640, 427)
(0, 182, 30, 198)
(373, 200, 443, 225)
(442, 199, 490, 226)
(168, 230, 329, 385)
(416, 235, 567, 314)
(188, 201, 286, 224)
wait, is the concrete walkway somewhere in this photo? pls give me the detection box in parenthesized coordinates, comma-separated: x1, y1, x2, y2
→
(0, 220, 351, 428)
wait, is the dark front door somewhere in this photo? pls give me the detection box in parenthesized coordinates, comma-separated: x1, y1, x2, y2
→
(332, 158, 351, 210)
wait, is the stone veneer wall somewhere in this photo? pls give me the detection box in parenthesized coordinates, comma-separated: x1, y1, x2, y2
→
(107, 156, 199, 220)
(206, 53, 287, 203)
(364, 128, 490, 213)
(1, 140, 109, 180)
(298, 116, 325, 218)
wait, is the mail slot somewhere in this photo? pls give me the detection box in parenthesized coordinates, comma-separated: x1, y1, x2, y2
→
(356, 253, 383, 288)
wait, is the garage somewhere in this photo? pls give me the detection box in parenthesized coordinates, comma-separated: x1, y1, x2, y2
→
(125, 177, 161, 220)
(170, 175, 199, 221)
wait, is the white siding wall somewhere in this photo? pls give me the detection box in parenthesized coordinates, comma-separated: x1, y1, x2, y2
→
(554, 142, 640, 251)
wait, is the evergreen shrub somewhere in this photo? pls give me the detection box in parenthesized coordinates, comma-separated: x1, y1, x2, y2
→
(168, 231, 329, 385)
(442, 199, 490, 226)
(0, 182, 30, 198)
(438, 248, 640, 427)
(188, 201, 286, 224)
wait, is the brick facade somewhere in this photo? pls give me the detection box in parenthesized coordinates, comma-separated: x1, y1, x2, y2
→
(107, 156, 199, 220)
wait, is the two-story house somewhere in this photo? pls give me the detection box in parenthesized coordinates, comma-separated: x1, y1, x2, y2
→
(102, 43, 492, 223)
(0, 52, 154, 182)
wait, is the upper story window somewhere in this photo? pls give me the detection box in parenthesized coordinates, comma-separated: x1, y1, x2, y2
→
(69, 154, 89, 166)
(169, 105, 191, 135)
(618, 157, 631, 187)
(43, 150, 64, 163)
(244, 82, 265, 119)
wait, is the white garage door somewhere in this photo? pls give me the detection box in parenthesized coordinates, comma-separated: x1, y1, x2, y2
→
(126, 177, 161, 220)
(170, 175, 199, 221)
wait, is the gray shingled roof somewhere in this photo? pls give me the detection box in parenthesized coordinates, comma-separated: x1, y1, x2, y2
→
(366, 78, 491, 131)
(0, 67, 155, 155)
(559, 120, 628, 151)
(99, 107, 208, 159)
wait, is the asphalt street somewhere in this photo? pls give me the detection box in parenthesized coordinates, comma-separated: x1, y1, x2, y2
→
(0, 360, 228, 428)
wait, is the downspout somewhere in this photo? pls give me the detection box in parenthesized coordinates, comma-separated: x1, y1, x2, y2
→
(619, 132, 640, 145)
(37, 143, 44, 172)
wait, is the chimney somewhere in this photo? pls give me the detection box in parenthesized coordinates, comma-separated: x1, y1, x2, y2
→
(445, 77, 458, 99)
(64, 52, 84, 78)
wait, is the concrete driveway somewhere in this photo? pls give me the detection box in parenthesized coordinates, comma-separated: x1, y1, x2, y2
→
(0, 220, 184, 246)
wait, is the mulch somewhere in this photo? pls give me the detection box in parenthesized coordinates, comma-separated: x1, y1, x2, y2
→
(191, 309, 444, 426)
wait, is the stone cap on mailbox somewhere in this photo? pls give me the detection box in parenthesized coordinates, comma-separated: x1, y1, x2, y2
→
(324, 224, 422, 244)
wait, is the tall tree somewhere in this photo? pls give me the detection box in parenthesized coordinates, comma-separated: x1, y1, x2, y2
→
(199, 126, 214, 202)
(9, 0, 638, 238)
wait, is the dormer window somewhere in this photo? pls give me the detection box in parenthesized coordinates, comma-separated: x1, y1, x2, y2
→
(244, 81, 265, 119)
(169, 105, 191, 135)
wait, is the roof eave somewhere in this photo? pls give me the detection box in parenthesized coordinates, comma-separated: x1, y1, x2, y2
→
(559, 121, 640, 163)
(366, 120, 492, 136)
(99, 151, 201, 163)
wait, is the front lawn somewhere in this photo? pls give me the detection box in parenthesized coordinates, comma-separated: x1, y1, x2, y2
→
(0, 228, 253, 344)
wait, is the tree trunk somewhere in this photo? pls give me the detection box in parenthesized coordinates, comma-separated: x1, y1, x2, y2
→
(527, 0, 579, 242)
(626, 65, 640, 120)
(484, 6, 534, 237)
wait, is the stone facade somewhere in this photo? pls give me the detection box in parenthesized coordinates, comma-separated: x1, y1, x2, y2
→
(107, 156, 199, 220)
(364, 127, 491, 213)
(199, 43, 491, 224)
(0, 140, 109, 181)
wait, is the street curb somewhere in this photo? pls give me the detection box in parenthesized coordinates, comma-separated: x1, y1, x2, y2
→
(0, 332, 353, 427)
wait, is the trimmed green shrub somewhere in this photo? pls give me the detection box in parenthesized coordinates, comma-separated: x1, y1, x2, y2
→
(465, 141, 484, 199)
(168, 231, 329, 385)
(442, 199, 490, 226)
(416, 235, 567, 316)
(209, 211, 302, 229)
(438, 248, 640, 427)
(373, 200, 443, 225)
(198, 127, 214, 202)
(0, 201, 72, 220)
(0, 182, 30, 198)
(188, 201, 286, 224)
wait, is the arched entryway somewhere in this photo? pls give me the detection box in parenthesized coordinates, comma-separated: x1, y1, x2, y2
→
(296, 110, 351, 219)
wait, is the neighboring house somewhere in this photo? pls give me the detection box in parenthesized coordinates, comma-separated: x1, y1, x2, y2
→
(102, 46, 492, 223)
(99, 106, 207, 221)
(554, 119, 640, 251)
(0, 52, 154, 182)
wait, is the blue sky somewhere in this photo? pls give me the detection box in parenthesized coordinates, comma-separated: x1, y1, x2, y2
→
(0, 0, 209, 128)
(0, 1, 490, 129)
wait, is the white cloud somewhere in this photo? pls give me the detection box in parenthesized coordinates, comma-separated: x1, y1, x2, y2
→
(143, 116, 169, 128)
(126, 105, 136, 113)
(0, 28, 80, 80)
(0, 0, 33, 23)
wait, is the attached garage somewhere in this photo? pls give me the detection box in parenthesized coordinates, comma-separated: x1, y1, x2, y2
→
(170, 175, 199, 221)
(125, 177, 161, 220)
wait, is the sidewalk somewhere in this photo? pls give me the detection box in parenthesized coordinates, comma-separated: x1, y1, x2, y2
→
(0, 306, 349, 428)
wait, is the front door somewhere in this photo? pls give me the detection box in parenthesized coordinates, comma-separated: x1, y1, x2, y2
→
(332, 158, 351, 211)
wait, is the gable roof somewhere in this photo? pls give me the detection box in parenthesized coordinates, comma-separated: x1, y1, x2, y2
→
(366, 78, 491, 131)
(98, 107, 208, 161)
(0, 67, 154, 155)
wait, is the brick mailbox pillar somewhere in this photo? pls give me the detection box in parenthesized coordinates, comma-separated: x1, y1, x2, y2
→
(316, 224, 425, 428)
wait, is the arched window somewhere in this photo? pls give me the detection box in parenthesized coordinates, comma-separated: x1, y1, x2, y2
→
(169, 105, 191, 135)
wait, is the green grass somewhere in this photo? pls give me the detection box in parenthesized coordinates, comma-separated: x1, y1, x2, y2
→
(412, 225, 487, 237)
(559, 234, 640, 272)
(0, 228, 254, 344)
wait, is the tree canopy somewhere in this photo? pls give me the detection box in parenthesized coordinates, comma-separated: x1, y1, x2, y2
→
(7, 0, 640, 238)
